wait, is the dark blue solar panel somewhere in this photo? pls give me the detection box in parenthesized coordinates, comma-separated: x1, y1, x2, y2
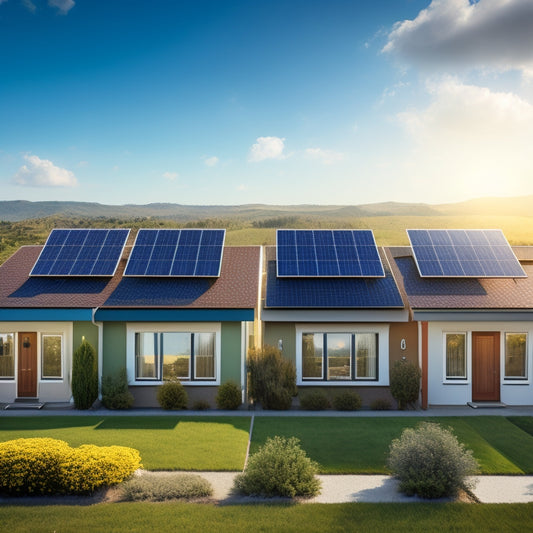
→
(407, 229, 527, 278)
(276, 229, 384, 278)
(124, 229, 225, 277)
(30, 229, 130, 277)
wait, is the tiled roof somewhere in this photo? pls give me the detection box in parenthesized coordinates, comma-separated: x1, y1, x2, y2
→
(264, 246, 404, 309)
(386, 246, 533, 310)
(0, 245, 260, 310)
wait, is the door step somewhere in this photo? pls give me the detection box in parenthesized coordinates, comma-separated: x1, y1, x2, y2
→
(467, 401, 507, 409)
(5, 400, 44, 410)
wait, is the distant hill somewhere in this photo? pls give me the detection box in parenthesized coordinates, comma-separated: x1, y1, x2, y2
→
(2, 196, 531, 222)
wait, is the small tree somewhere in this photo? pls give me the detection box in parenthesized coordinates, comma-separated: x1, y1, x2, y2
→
(71, 339, 98, 410)
(390, 359, 421, 410)
(388, 422, 479, 499)
(248, 345, 296, 410)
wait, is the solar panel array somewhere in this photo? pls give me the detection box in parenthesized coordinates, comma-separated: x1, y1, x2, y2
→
(124, 229, 225, 277)
(30, 229, 130, 277)
(276, 229, 385, 277)
(407, 229, 526, 278)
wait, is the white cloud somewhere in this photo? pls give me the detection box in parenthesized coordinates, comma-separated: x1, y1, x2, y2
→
(0, 0, 9, 5)
(248, 136, 286, 162)
(22, 0, 36, 13)
(12, 154, 78, 187)
(305, 148, 345, 165)
(204, 156, 219, 167)
(396, 78, 533, 200)
(236, 184, 247, 191)
(78, 160, 88, 167)
(48, 0, 75, 14)
(383, 0, 533, 76)
(162, 171, 178, 181)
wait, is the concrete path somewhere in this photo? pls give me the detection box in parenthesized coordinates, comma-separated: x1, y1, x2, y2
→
(195, 472, 533, 504)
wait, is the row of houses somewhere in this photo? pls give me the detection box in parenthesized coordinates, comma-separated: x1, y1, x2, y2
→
(1, 227, 532, 408)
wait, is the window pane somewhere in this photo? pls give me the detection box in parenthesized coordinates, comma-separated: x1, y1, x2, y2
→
(356, 333, 377, 379)
(0, 333, 14, 379)
(446, 333, 466, 379)
(135, 332, 158, 379)
(42, 335, 62, 379)
(302, 333, 323, 379)
(194, 333, 215, 379)
(505, 333, 527, 378)
(162, 333, 191, 380)
(327, 333, 351, 380)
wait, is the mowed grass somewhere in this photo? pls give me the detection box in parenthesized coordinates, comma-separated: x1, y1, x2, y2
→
(251, 416, 533, 474)
(0, 502, 532, 533)
(0, 416, 251, 471)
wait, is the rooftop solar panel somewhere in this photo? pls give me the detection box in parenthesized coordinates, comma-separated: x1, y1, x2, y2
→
(407, 229, 527, 278)
(276, 229, 385, 278)
(30, 228, 130, 277)
(124, 229, 225, 277)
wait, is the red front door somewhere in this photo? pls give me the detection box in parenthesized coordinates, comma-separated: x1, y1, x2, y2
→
(18, 332, 37, 398)
(472, 332, 500, 402)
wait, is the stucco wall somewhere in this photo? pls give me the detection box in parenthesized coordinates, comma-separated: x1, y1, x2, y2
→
(102, 322, 127, 377)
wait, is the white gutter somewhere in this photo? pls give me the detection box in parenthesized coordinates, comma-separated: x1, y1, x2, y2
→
(91, 307, 104, 400)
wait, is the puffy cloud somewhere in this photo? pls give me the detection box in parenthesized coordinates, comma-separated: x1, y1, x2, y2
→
(396, 78, 533, 199)
(48, 0, 75, 14)
(162, 171, 178, 181)
(248, 136, 286, 162)
(305, 148, 345, 165)
(383, 0, 533, 75)
(12, 154, 78, 187)
(204, 156, 219, 167)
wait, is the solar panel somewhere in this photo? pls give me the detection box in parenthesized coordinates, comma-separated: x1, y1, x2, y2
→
(30, 228, 130, 277)
(276, 229, 385, 278)
(124, 229, 225, 277)
(407, 229, 527, 278)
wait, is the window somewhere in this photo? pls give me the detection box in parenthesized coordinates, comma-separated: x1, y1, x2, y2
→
(134, 331, 216, 382)
(445, 333, 466, 379)
(505, 333, 527, 379)
(0, 333, 14, 379)
(302, 332, 378, 381)
(41, 335, 62, 379)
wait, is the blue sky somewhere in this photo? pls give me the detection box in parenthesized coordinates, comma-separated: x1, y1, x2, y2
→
(1, 0, 533, 206)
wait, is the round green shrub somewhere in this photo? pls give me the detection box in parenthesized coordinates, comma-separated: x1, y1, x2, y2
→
(234, 436, 321, 498)
(157, 380, 188, 410)
(216, 381, 242, 410)
(388, 422, 479, 499)
(389, 360, 421, 410)
(299, 390, 330, 410)
(72, 339, 98, 410)
(101, 368, 134, 410)
(332, 391, 362, 411)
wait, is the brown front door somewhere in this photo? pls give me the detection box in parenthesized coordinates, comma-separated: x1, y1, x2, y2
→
(472, 332, 500, 402)
(18, 332, 37, 398)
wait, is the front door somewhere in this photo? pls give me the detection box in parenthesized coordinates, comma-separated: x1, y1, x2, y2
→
(18, 332, 37, 398)
(472, 332, 500, 402)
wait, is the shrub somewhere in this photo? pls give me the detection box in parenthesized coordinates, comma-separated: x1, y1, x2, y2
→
(0, 438, 141, 496)
(101, 368, 134, 410)
(192, 399, 211, 410)
(216, 381, 242, 410)
(71, 339, 98, 410)
(120, 472, 213, 501)
(388, 422, 479, 499)
(248, 345, 297, 410)
(389, 360, 421, 410)
(332, 391, 362, 411)
(370, 398, 392, 410)
(157, 380, 188, 410)
(234, 436, 321, 498)
(299, 390, 330, 410)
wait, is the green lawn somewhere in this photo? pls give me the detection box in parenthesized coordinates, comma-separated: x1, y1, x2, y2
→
(0, 416, 251, 471)
(251, 416, 533, 474)
(0, 502, 532, 533)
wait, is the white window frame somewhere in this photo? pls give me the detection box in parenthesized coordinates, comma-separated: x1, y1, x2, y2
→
(443, 332, 468, 382)
(127, 323, 221, 386)
(40, 333, 64, 380)
(296, 324, 389, 386)
(503, 332, 528, 381)
(0, 332, 15, 380)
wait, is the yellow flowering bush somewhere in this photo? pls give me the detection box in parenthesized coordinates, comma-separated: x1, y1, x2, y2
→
(0, 438, 141, 496)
